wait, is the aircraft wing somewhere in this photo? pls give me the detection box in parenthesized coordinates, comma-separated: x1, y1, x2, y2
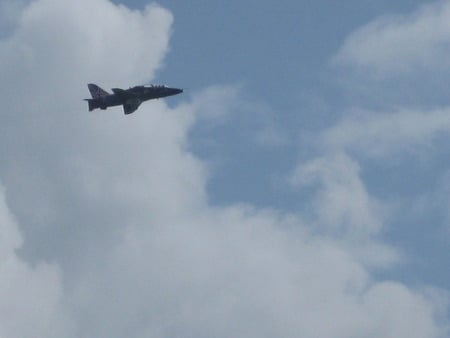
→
(111, 87, 137, 99)
(123, 98, 141, 115)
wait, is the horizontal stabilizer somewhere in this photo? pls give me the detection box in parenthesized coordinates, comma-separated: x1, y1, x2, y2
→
(84, 99, 98, 112)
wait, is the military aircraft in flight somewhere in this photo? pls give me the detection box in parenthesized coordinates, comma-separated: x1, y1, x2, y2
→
(84, 83, 183, 115)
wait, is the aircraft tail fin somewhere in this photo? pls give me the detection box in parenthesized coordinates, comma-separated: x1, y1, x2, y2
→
(87, 83, 109, 99)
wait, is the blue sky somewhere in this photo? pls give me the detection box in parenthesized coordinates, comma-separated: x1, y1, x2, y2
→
(0, 0, 449, 337)
(148, 0, 450, 289)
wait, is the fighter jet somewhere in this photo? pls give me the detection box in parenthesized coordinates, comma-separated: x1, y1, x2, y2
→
(84, 83, 183, 115)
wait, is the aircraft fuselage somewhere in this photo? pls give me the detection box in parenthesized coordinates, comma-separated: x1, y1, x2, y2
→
(85, 84, 183, 114)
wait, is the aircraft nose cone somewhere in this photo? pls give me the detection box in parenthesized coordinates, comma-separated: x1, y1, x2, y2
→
(167, 87, 183, 96)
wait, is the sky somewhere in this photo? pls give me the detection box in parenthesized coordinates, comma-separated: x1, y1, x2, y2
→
(0, 0, 449, 337)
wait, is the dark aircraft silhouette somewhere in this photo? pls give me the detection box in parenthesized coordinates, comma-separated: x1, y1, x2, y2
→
(84, 83, 183, 115)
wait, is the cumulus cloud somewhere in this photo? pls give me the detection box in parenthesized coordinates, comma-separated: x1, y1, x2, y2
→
(0, 187, 71, 338)
(319, 108, 450, 158)
(326, 0, 450, 245)
(292, 151, 398, 268)
(333, 0, 450, 78)
(294, 88, 450, 270)
(0, 1, 448, 337)
(293, 152, 383, 237)
(303, 97, 450, 241)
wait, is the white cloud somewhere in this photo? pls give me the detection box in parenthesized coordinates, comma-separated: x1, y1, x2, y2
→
(292, 151, 398, 268)
(319, 108, 450, 158)
(0, 1, 448, 337)
(302, 106, 450, 236)
(0, 0, 172, 111)
(293, 152, 383, 237)
(360, 282, 444, 338)
(326, 0, 450, 242)
(67, 204, 445, 338)
(333, 0, 450, 78)
(291, 100, 450, 269)
(0, 186, 72, 338)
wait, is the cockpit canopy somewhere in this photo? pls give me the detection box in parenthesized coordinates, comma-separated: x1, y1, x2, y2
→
(129, 84, 167, 91)
(144, 84, 167, 88)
